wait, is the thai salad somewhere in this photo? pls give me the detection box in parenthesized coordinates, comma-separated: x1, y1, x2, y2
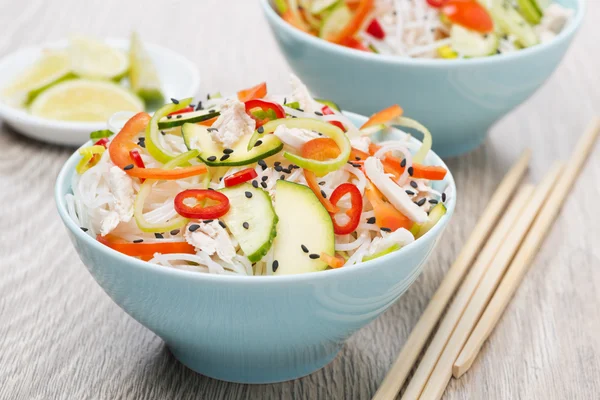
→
(66, 75, 451, 276)
(275, 0, 573, 58)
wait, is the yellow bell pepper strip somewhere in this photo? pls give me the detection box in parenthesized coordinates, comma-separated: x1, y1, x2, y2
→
(328, 0, 374, 44)
(145, 98, 192, 164)
(360, 104, 403, 129)
(76, 145, 105, 174)
(109, 112, 207, 180)
(133, 149, 204, 233)
(97, 234, 195, 261)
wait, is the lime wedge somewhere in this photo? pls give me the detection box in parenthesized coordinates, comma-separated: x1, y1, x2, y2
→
(2, 51, 74, 106)
(129, 32, 164, 106)
(69, 36, 129, 80)
(29, 79, 144, 122)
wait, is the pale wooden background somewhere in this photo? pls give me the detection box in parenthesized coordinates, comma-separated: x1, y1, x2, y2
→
(1, 1, 598, 399)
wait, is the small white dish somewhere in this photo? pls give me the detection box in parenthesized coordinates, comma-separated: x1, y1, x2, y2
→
(0, 38, 200, 146)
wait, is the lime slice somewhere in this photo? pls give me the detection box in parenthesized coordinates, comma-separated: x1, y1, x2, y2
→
(129, 32, 164, 106)
(69, 36, 129, 80)
(30, 79, 144, 122)
(2, 51, 74, 106)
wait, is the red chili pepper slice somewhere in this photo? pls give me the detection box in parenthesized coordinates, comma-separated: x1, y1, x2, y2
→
(168, 106, 194, 116)
(329, 183, 363, 235)
(320, 105, 347, 132)
(97, 234, 195, 261)
(95, 137, 109, 148)
(442, 0, 494, 33)
(366, 19, 385, 39)
(244, 99, 286, 128)
(426, 0, 449, 8)
(129, 149, 146, 182)
(174, 189, 230, 219)
(224, 168, 258, 188)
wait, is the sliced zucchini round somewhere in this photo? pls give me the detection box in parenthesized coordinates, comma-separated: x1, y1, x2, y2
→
(491, 0, 538, 48)
(516, 0, 542, 25)
(158, 109, 220, 130)
(450, 25, 499, 57)
(181, 123, 283, 167)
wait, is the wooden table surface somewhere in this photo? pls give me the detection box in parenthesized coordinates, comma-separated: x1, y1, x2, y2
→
(1, 1, 598, 399)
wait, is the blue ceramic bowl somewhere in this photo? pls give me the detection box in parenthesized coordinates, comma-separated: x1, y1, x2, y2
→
(55, 112, 456, 384)
(262, 0, 585, 158)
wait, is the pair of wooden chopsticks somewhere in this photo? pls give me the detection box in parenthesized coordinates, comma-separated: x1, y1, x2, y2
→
(373, 118, 600, 400)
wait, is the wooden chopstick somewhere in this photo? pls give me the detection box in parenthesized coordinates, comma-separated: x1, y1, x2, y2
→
(371, 150, 531, 400)
(453, 118, 600, 378)
(418, 163, 563, 400)
(401, 182, 535, 400)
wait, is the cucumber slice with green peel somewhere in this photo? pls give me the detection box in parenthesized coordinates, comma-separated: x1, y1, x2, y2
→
(158, 109, 220, 129)
(490, 0, 538, 48)
(319, 3, 352, 39)
(362, 244, 401, 262)
(311, 0, 340, 14)
(315, 98, 341, 111)
(284, 101, 301, 110)
(450, 25, 499, 57)
(273, 0, 288, 13)
(129, 32, 164, 107)
(181, 123, 283, 167)
(411, 203, 447, 239)
(516, 0, 542, 25)
(272, 180, 334, 275)
(220, 183, 277, 262)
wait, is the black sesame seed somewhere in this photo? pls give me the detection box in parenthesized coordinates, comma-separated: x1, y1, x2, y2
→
(262, 176, 268, 182)
(189, 224, 200, 232)
(207, 127, 218, 132)
(219, 221, 227, 229)
(274, 161, 281, 167)
(280, 175, 285, 180)
(429, 199, 439, 204)
(80, 227, 88, 232)
(170, 229, 180, 235)
(283, 97, 287, 104)
(245, 191, 253, 198)
(154, 233, 164, 239)
(252, 180, 259, 188)
(321, 190, 327, 198)
(380, 227, 391, 232)
(254, 140, 263, 147)
(258, 159, 267, 170)
(207, 188, 215, 190)
(367, 217, 376, 224)
(208, 109, 215, 113)
(223, 148, 234, 154)
(314, 111, 323, 116)
(297, 108, 304, 112)
(176, 115, 182, 119)
(171, 98, 179, 104)
(408, 166, 414, 176)
(160, 130, 166, 135)
(355, 156, 361, 161)
(309, 253, 320, 259)
(220, 154, 230, 161)
(282, 168, 292, 174)
(406, 190, 415, 195)
(219, 177, 223, 181)
(442, 193, 447, 202)
(207, 156, 217, 162)
(261, 181, 268, 188)
(203, 219, 214, 223)
(400, 158, 407, 168)
(195, 101, 203, 111)
(416, 198, 426, 207)
(410, 181, 418, 189)
(207, 93, 211, 100)
(189, 104, 195, 109)
(317, 132, 322, 135)
(257, 126, 264, 134)
(123, 164, 134, 170)
(272, 260, 279, 272)
(318, 181, 326, 186)
(133, 239, 144, 243)
(166, 115, 172, 119)
(138, 140, 146, 148)
(243, 222, 249, 229)
(301, 244, 309, 253)
(274, 165, 283, 172)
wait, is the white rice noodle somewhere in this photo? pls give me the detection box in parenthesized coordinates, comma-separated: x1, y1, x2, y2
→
(374, 143, 413, 185)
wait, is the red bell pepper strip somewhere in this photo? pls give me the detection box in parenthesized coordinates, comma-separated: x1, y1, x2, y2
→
(168, 106, 194, 116)
(321, 105, 347, 132)
(329, 0, 374, 44)
(366, 19, 385, 39)
(301, 138, 342, 213)
(223, 168, 258, 187)
(361, 104, 403, 129)
(237, 82, 268, 102)
(320, 252, 345, 268)
(365, 185, 414, 231)
(129, 149, 146, 182)
(329, 183, 363, 234)
(426, 0, 449, 7)
(442, 0, 494, 33)
(97, 234, 196, 261)
(245, 99, 286, 128)
(339, 36, 369, 51)
(109, 112, 207, 180)
(94, 137, 109, 148)
(174, 189, 230, 219)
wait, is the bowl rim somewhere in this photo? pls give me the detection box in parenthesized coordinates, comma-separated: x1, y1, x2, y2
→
(0, 37, 200, 133)
(260, 0, 586, 68)
(55, 110, 456, 284)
